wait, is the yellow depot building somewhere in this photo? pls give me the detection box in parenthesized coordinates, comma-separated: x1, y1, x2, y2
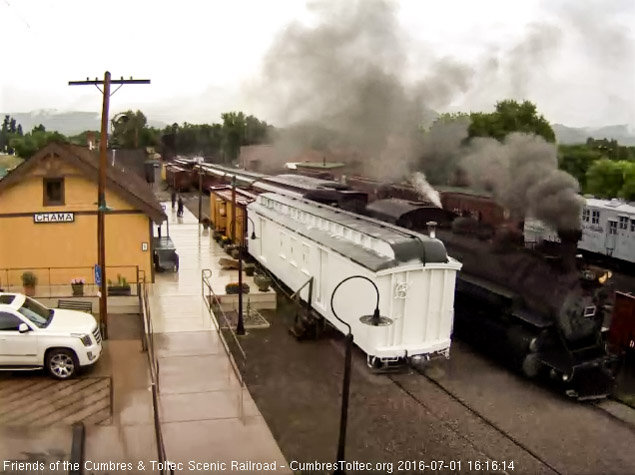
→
(0, 142, 165, 294)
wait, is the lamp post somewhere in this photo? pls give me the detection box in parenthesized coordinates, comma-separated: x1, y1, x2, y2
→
(330, 275, 392, 475)
(228, 180, 258, 336)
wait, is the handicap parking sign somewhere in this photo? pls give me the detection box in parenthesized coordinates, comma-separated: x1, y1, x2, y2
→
(94, 265, 102, 287)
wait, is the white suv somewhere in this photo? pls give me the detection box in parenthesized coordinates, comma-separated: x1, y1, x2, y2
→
(0, 293, 102, 379)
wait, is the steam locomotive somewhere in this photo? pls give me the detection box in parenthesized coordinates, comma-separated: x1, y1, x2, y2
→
(437, 224, 616, 399)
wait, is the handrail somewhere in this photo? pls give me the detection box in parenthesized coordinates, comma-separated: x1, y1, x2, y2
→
(139, 277, 170, 474)
(201, 269, 247, 384)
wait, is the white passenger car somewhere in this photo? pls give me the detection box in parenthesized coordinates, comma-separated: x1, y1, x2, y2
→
(247, 193, 462, 367)
(0, 293, 102, 379)
(524, 198, 635, 264)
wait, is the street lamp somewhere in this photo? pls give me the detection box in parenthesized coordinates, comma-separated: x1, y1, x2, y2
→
(330, 275, 392, 475)
(228, 208, 258, 337)
(246, 216, 257, 240)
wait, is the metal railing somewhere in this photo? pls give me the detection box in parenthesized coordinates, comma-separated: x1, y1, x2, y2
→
(201, 268, 247, 421)
(139, 276, 172, 475)
(0, 265, 141, 298)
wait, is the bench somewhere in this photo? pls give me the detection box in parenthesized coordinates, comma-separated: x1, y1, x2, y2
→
(57, 299, 93, 314)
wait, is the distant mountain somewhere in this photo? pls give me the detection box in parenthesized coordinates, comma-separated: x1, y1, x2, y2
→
(553, 123, 635, 145)
(1, 110, 167, 136)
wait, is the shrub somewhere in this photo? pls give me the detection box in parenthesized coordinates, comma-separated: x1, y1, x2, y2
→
(21, 271, 38, 287)
(22, 272, 37, 287)
(225, 282, 250, 295)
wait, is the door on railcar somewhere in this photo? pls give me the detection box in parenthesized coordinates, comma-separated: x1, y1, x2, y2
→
(605, 220, 618, 256)
(315, 248, 328, 311)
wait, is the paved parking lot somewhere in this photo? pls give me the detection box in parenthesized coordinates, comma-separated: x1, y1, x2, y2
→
(0, 374, 112, 426)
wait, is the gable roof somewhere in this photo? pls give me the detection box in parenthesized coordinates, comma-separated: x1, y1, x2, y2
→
(0, 142, 166, 224)
(107, 149, 147, 180)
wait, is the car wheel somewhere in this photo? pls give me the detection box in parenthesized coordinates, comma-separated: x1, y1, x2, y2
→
(46, 349, 78, 380)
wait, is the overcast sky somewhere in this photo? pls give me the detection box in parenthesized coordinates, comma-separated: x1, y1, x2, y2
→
(0, 0, 633, 128)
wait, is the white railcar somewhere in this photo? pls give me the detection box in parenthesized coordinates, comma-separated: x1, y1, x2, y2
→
(524, 198, 635, 264)
(247, 193, 462, 366)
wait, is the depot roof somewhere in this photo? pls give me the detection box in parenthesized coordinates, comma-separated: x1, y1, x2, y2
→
(0, 142, 166, 224)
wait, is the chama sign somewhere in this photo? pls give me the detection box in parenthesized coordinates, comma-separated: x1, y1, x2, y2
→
(33, 212, 75, 223)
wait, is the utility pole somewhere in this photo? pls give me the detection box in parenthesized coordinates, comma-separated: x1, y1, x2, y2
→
(69, 72, 150, 339)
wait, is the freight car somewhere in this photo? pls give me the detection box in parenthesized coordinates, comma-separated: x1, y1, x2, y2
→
(193, 164, 369, 213)
(344, 176, 513, 229)
(246, 192, 462, 368)
(165, 165, 192, 192)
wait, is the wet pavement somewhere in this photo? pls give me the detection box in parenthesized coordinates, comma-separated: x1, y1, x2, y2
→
(0, 313, 158, 474)
(237, 297, 635, 475)
(150, 203, 290, 472)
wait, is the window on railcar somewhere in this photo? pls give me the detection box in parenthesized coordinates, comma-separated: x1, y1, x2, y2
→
(609, 221, 617, 235)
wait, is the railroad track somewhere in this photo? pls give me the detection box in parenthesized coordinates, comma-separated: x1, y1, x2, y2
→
(388, 370, 563, 475)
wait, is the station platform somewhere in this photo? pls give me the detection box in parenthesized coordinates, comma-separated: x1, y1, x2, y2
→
(148, 203, 290, 472)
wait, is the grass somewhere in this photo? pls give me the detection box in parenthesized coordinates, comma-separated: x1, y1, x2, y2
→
(0, 154, 23, 170)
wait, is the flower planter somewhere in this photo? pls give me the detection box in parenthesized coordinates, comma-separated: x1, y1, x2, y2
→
(21, 272, 38, 296)
(254, 275, 271, 292)
(72, 284, 84, 296)
(225, 283, 250, 295)
(244, 264, 256, 277)
(108, 286, 131, 296)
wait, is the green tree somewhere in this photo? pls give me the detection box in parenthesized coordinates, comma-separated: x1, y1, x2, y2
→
(469, 100, 556, 142)
(9, 129, 68, 159)
(558, 145, 604, 192)
(221, 111, 247, 162)
(619, 162, 635, 201)
(586, 159, 627, 198)
(111, 110, 149, 148)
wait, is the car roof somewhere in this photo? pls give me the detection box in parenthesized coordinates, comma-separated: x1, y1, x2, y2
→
(0, 293, 26, 311)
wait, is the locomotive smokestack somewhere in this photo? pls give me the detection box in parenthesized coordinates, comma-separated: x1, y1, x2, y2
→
(427, 221, 437, 239)
(558, 229, 581, 272)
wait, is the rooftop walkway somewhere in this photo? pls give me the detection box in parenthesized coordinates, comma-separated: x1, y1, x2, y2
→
(149, 203, 290, 472)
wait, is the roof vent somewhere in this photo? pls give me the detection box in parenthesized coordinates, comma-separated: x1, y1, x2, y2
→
(426, 221, 437, 239)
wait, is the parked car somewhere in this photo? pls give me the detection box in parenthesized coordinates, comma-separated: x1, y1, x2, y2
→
(0, 293, 102, 379)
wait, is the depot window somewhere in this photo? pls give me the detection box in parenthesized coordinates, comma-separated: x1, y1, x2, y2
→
(619, 216, 628, 230)
(582, 208, 590, 222)
(43, 177, 65, 206)
(591, 210, 600, 224)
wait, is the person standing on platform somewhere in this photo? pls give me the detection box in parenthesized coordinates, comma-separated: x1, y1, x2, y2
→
(177, 195, 184, 217)
(171, 189, 177, 209)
